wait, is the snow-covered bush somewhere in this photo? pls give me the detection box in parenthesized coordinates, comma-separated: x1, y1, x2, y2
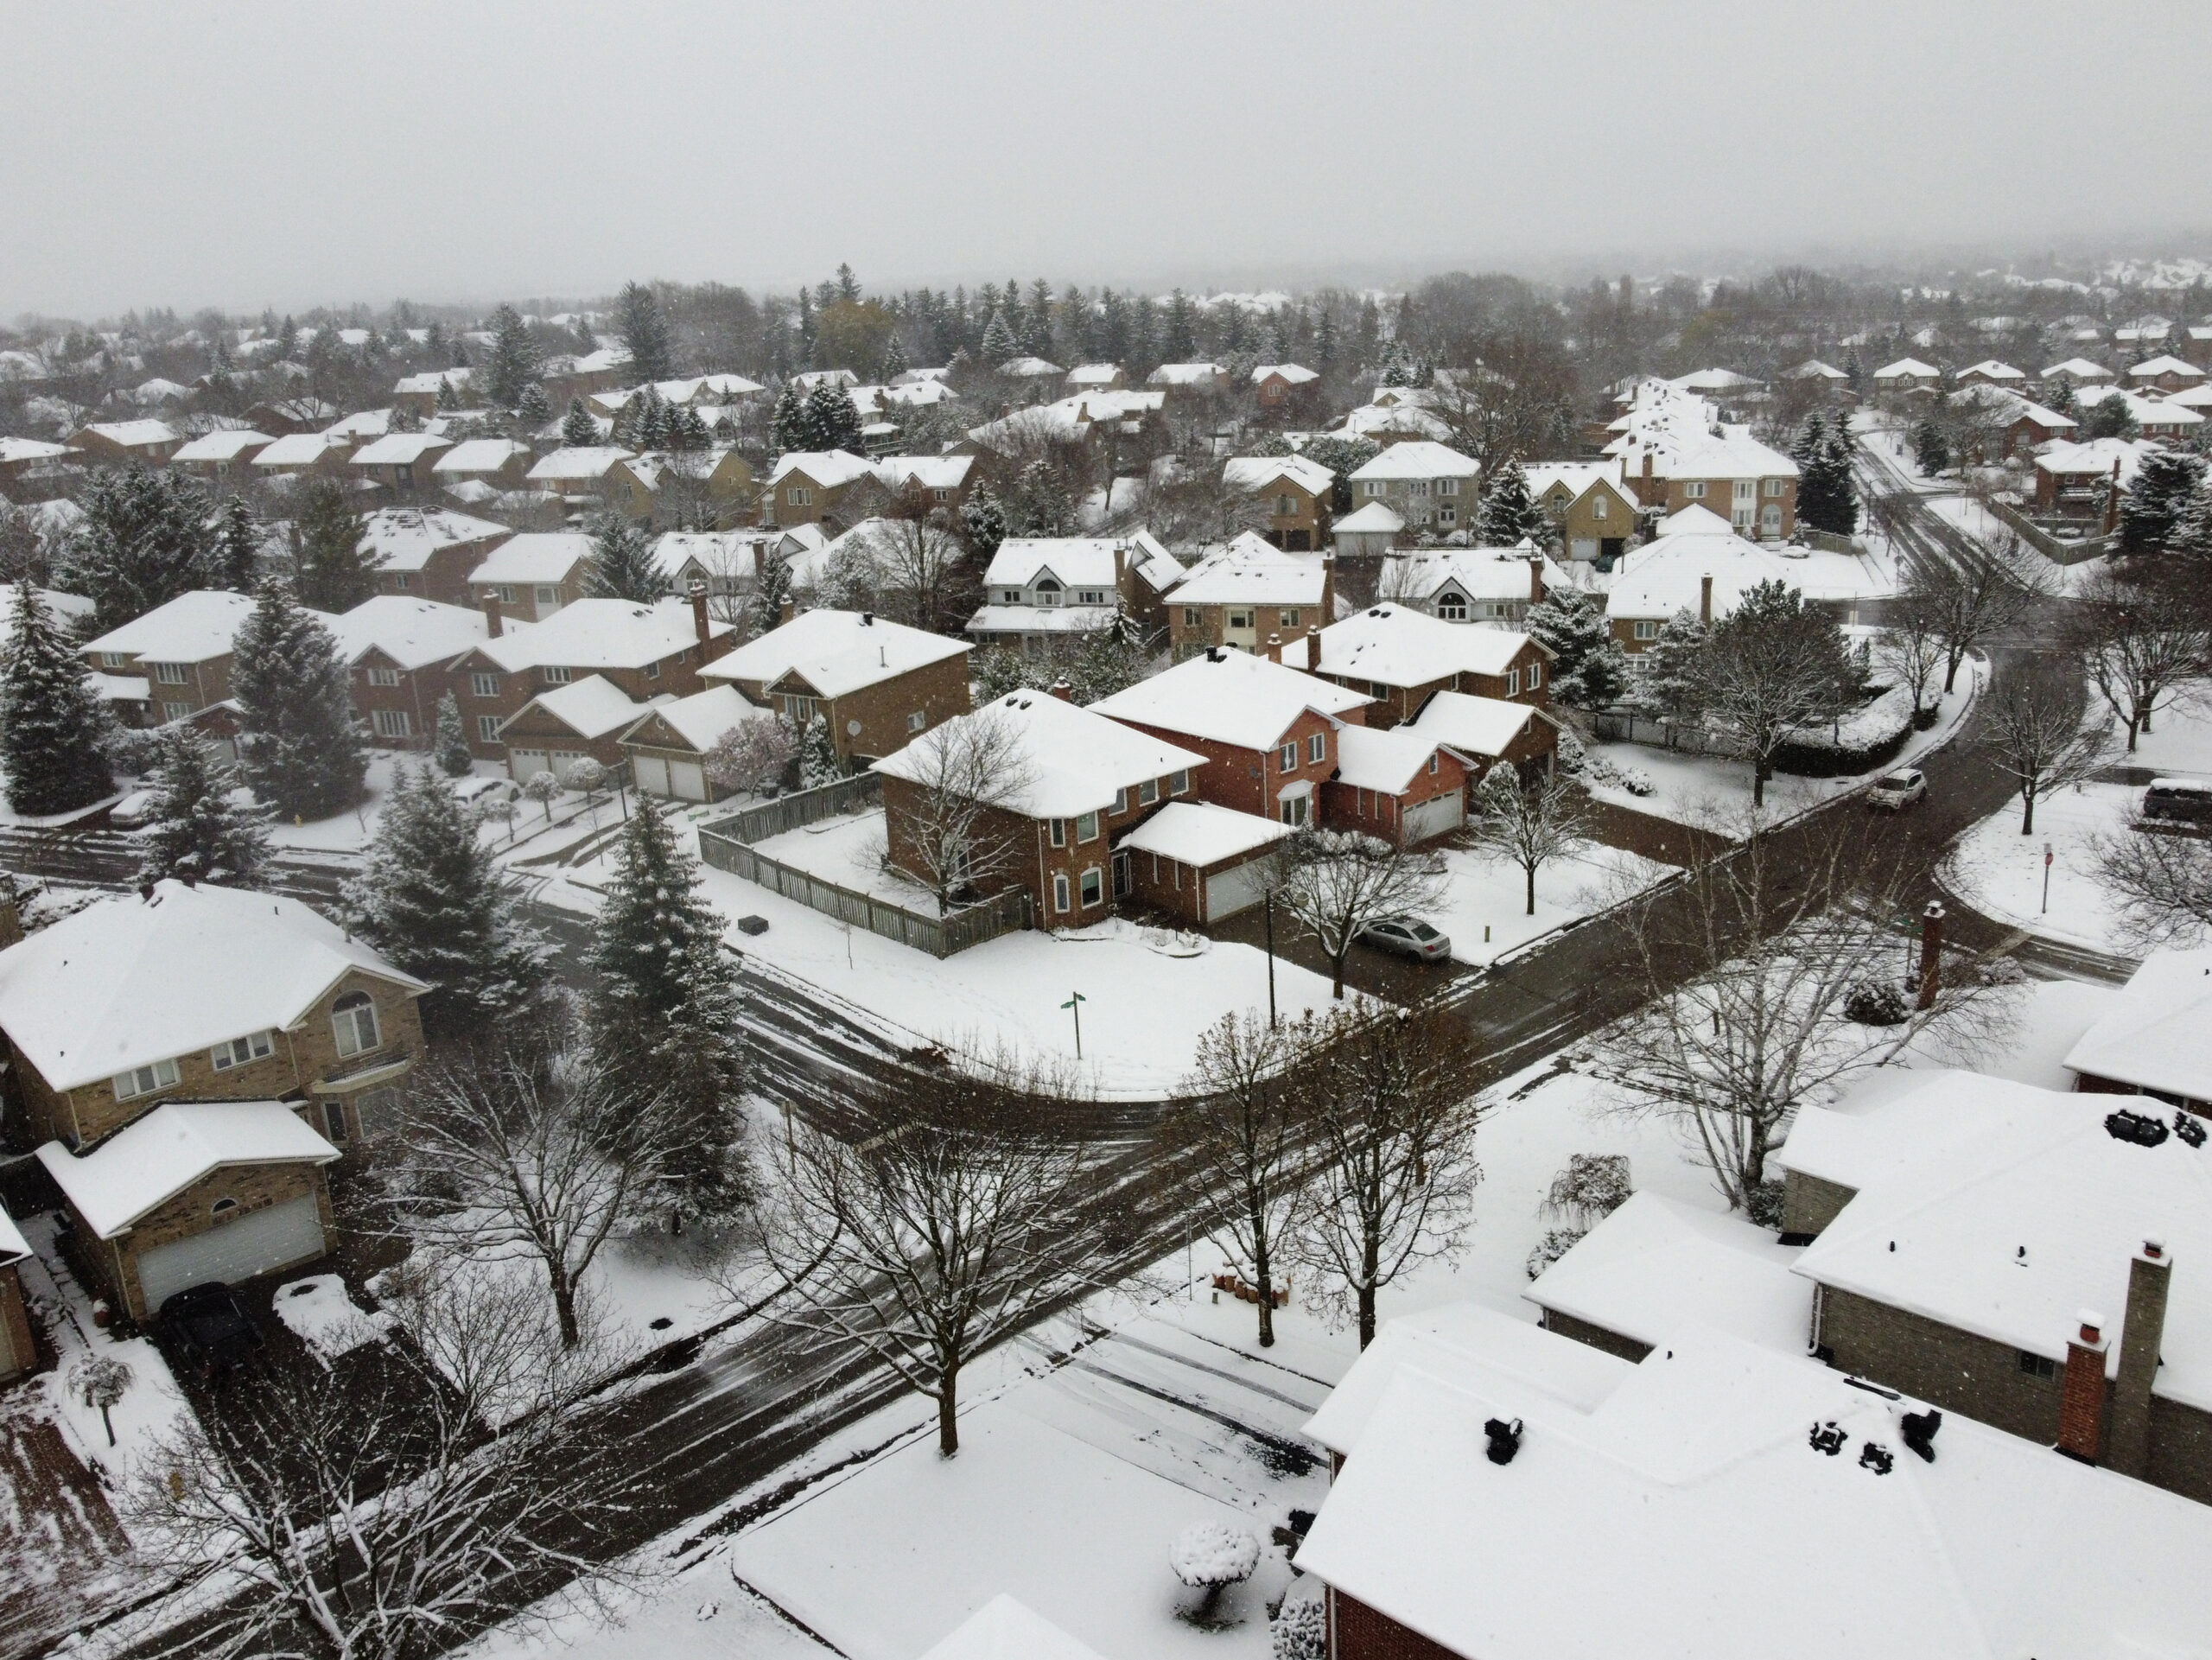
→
(1541, 1153, 1633, 1231)
(563, 757, 606, 793)
(1584, 751, 1653, 796)
(1843, 979, 1908, 1027)
(1526, 1226, 1586, 1281)
(1554, 728, 1589, 774)
(1172, 1520, 1260, 1622)
(100, 724, 164, 777)
(1271, 1594, 1327, 1660)
(1745, 1179, 1787, 1231)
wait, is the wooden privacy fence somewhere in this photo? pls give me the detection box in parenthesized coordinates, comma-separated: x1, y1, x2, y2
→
(696, 777, 1033, 957)
(1590, 710, 1744, 758)
(1986, 499, 2116, 566)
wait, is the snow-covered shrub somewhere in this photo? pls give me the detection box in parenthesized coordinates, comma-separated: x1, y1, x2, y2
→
(99, 724, 164, 778)
(1173, 1520, 1260, 1622)
(1745, 1179, 1787, 1231)
(1271, 1594, 1327, 1660)
(1554, 728, 1589, 775)
(563, 757, 606, 793)
(1843, 979, 1908, 1027)
(1541, 1153, 1633, 1231)
(1584, 752, 1654, 796)
(1526, 1226, 1586, 1281)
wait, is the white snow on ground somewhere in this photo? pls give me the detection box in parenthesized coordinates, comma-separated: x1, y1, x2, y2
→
(1896, 975, 2114, 1091)
(1580, 661, 1982, 836)
(747, 805, 913, 906)
(271, 1273, 392, 1364)
(1942, 780, 2140, 955)
(1430, 841, 1673, 965)
(2123, 694, 2212, 776)
(467, 1575, 836, 1660)
(1925, 493, 2014, 550)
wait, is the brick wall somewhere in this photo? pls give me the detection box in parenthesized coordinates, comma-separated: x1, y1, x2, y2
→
(93, 1159, 334, 1321)
(0, 1261, 37, 1383)
(1331, 1589, 1463, 1660)
(1781, 1170, 1858, 1238)
(1816, 1283, 2069, 1444)
(829, 656, 974, 765)
(1536, 1307, 1654, 1362)
(352, 651, 451, 748)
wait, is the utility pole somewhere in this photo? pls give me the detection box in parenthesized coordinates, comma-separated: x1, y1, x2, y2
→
(1263, 892, 1278, 1028)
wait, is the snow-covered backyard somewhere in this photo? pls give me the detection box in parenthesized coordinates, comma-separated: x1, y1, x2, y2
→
(1942, 779, 2142, 956)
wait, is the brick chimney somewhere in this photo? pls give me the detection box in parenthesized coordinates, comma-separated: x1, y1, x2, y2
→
(2108, 1239, 2172, 1478)
(1047, 681, 1073, 701)
(1265, 632, 1282, 665)
(0, 890, 21, 951)
(1916, 901, 1945, 1009)
(688, 579, 711, 649)
(779, 597, 797, 626)
(483, 591, 503, 637)
(1699, 575, 1713, 625)
(1320, 550, 1336, 622)
(1529, 554, 1544, 604)
(2058, 1311, 2109, 1463)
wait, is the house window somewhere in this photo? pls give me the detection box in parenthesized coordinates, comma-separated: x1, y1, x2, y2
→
(1437, 593, 1467, 621)
(1634, 620, 1660, 640)
(1408, 480, 1430, 496)
(1275, 494, 1295, 518)
(211, 1196, 238, 1218)
(1049, 817, 1067, 848)
(2018, 1351, 2056, 1380)
(1281, 793, 1310, 827)
(1052, 871, 1071, 913)
(645, 659, 661, 679)
(933, 487, 952, 502)
(1075, 811, 1099, 843)
(783, 693, 815, 723)
(1035, 579, 1063, 607)
(367, 665, 401, 688)
(332, 991, 380, 1058)
(494, 584, 518, 602)
(372, 709, 413, 739)
(787, 487, 813, 506)
(112, 1057, 181, 1101)
(211, 1031, 275, 1072)
(1436, 478, 1459, 496)
(1427, 753, 1440, 775)
(392, 573, 410, 589)
(1593, 495, 1609, 520)
(1138, 778, 1158, 805)
(471, 671, 500, 697)
(1280, 741, 1298, 771)
(322, 1099, 348, 1142)
(1438, 503, 1457, 525)
(154, 662, 188, 685)
(1079, 867, 1104, 907)
(535, 586, 558, 605)
(1764, 478, 1784, 497)
(100, 652, 126, 668)
(1280, 609, 1300, 627)
(1111, 787, 1128, 815)
(1528, 661, 1541, 690)
(1184, 607, 1202, 626)
(477, 716, 502, 741)
(1170, 769, 1190, 795)
(1506, 669, 1520, 696)
(542, 666, 571, 685)
(162, 701, 193, 722)
(1363, 480, 1384, 497)
(1683, 481, 1707, 499)
(906, 710, 926, 733)
(1762, 504, 1783, 533)
(1732, 480, 1754, 502)
(1308, 733, 1325, 763)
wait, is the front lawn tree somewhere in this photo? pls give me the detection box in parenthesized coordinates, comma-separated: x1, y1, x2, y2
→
(1523, 585, 1629, 708)
(2063, 564, 2210, 751)
(582, 511, 663, 603)
(289, 478, 377, 613)
(1978, 656, 2109, 835)
(1908, 531, 2050, 693)
(1474, 460, 1545, 546)
(878, 707, 1038, 916)
(234, 579, 367, 821)
(1875, 591, 1947, 726)
(1177, 1012, 1305, 1347)
(1472, 764, 1591, 916)
(0, 582, 114, 816)
(432, 691, 473, 776)
(1693, 578, 1854, 806)
(1278, 830, 1447, 999)
(2119, 449, 2209, 555)
(135, 728, 270, 887)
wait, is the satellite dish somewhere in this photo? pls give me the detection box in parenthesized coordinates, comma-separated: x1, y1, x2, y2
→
(846, 719, 862, 737)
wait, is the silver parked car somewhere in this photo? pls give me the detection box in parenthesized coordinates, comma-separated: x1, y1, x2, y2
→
(1358, 917, 1452, 963)
(1866, 768, 1927, 811)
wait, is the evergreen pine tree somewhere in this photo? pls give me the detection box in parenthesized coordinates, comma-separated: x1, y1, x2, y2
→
(290, 480, 377, 612)
(2120, 449, 2208, 552)
(2043, 377, 2076, 416)
(346, 762, 549, 1033)
(615, 281, 673, 385)
(67, 466, 214, 630)
(798, 711, 842, 785)
(1474, 461, 1545, 545)
(234, 578, 367, 821)
(1524, 586, 1630, 709)
(880, 331, 908, 381)
(516, 382, 551, 426)
(978, 308, 1018, 365)
(750, 552, 794, 638)
(435, 376, 464, 414)
(583, 512, 664, 602)
(584, 796, 747, 1220)
(771, 383, 807, 452)
(561, 398, 601, 447)
(0, 583, 112, 816)
(433, 691, 473, 775)
(1009, 460, 1074, 537)
(1816, 417, 1860, 534)
(486, 304, 540, 410)
(2080, 393, 2141, 442)
(1164, 290, 1197, 359)
(134, 727, 270, 887)
(804, 381, 863, 452)
(670, 404, 710, 452)
(2170, 480, 2212, 561)
(1911, 419, 1950, 476)
(204, 493, 263, 591)
(1631, 609, 1708, 724)
(1314, 308, 1339, 368)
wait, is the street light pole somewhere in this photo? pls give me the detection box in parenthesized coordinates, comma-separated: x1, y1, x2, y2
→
(2043, 842, 2053, 914)
(1263, 893, 1278, 1029)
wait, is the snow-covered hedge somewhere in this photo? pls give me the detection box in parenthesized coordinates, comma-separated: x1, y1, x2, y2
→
(1773, 684, 1916, 779)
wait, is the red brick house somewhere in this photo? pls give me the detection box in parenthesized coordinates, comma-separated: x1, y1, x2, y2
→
(67, 419, 181, 467)
(0, 1205, 36, 1384)
(1325, 724, 1473, 846)
(80, 589, 283, 726)
(359, 506, 512, 606)
(327, 595, 489, 747)
(1295, 603, 1552, 729)
(764, 449, 878, 530)
(1118, 801, 1294, 926)
(702, 607, 972, 769)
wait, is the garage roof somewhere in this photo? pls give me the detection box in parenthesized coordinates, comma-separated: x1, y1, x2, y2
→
(38, 1101, 338, 1237)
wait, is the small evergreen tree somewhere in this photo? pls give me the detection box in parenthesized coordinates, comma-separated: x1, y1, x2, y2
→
(561, 398, 600, 447)
(2170, 480, 2212, 562)
(1007, 460, 1073, 537)
(880, 331, 909, 381)
(1474, 461, 1544, 545)
(516, 382, 551, 426)
(433, 691, 473, 776)
(798, 712, 842, 785)
(1792, 413, 1860, 536)
(435, 376, 464, 414)
(978, 308, 1017, 363)
(205, 493, 264, 592)
(1630, 609, 1708, 724)
(1911, 419, 1950, 476)
(134, 727, 270, 887)
(289, 479, 378, 612)
(233, 579, 367, 821)
(960, 481, 1008, 561)
(2080, 393, 2141, 442)
(2120, 449, 2208, 553)
(346, 763, 549, 1032)
(485, 303, 540, 410)
(1524, 586, 1630, 709)
(584, 797, 747, 1221)
(751, 553, 795, 638)
(615, 281, 673, 385)
(2042, 377, 2076, 417)
(771, 383, 807, 452)
(0, 584, 113, 815)
(583, 512, 664, 602)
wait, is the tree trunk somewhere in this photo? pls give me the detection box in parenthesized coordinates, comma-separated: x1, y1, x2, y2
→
(2021, 786, 2037, 836)
(1525, 862, 1537, 916)
(1254, 1230, 1275, 1348)
(1942, 648, 1963, 694)
(938, 1364, 961, 1457)
(550, 1264, 581, 1349)
(1357, 1229, 1381, 1348)
(1357, 1282, 1376, 1350)
(1330, 950, 1347, 1001)
(2126, 715, 2139, 752)
(1751, 758, 1767, 808)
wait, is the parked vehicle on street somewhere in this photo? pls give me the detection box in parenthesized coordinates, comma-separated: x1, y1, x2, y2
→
(156, 1282, 264, 1382)
(2142, 778, 2212, 825)
(451, 774, 520, 809)
(1358, 917, 1452, 963)
(1867, 768, 1927, 811)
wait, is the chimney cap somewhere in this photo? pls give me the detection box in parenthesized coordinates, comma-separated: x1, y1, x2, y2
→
(2077, 1310, 2107, 1344)
(2144, 1237, 2169, 1261)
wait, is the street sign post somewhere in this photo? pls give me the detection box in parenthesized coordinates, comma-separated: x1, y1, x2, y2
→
(1062, 989, 1087, 1059)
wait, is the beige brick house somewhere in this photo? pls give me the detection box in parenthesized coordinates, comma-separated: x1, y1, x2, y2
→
(702, 607, 970, 768)
(79, 589, 300, 727)
(1222, 454, 1335, 551)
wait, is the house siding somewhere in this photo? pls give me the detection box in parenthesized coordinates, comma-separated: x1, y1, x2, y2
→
(1535, 1306, 1654, 1363)
(1328, 1589, 1463, 1660)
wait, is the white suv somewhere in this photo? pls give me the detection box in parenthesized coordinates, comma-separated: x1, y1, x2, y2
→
(1867, 768, 1927, 811)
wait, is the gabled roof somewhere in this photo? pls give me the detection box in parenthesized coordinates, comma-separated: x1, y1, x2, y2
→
(1405, 690, 1544, 758)
(1873, 356, 1940, 378)
(1090, 646, 1370, 751)
(2041, 357, 2114, 379)
(525, 445, 635, 482)
(39, 1101, 339, 1237)
(0, 880, 427, 1094)
(348, 432, 451, 467)
(505, 674, 661, 741)
(1382, 545, 1567, 606)
(1783, 359, 1848, 379)
(320, 408, 396, 440)
(1333, 724, 1462, 792)
(873, 693, 1205, 820)
(2063, 947, 2212, 1103)
(998, 355, 1063, 377)
(766, 448, 874, 488)
(1223, 454, 1333, 496)
(467, 531, 595, 586)
(2034, 436, 2161, 487)
(327, 595, 487, 670)
(2128, 353, 2204, 378)
(701, 607, 967, 699)
(983, 537, 1128, 590)
(1313, 603, 1544, 687)
(649, 529, 770, 582)
(1667, 366, 1762, 392)
(1348, 440, 1481, 482)
(918, 1595, 1108, 1660)
(354, 507, 505, 576)
(1956, 359, 2024, 379)
(1522, 459, 1630, 500)
(621, 682, 758, 753)
(0, 436, 76, 464)
(252, 432, 350, 467)
(1332, 500, 1404, 534)
(1171, 537, 1329, 607)
(75, 419, 177, 448)
(171, 429, 273, 462)
(873, 453, 973, 493)
(1605, 519, 1801, 620)
(80, 589, 265, 663)
(1065, 363, 1122, 385)
(432, 437, 531, 475)
(1146, 361, 1224, 387)
(1116, 800, 1292, 868)
(479, 597, 728, 673)
(1251, 362, 1319, 385)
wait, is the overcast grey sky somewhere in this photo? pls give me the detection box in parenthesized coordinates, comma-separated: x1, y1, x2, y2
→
(3, 1, 2208, 320)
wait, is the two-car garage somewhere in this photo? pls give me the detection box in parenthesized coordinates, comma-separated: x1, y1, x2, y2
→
(135, 1195, 327, 1315)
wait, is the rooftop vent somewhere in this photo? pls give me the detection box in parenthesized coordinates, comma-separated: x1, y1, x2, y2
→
(1482, 1416, 1522, 1466)
(1901, 1409, 1941, 1463)
(1859, 1441, 1895, 1475)
(1808, 1421, 1847, 1456)
(2177, 1112, 2208, 1149)
(2105, 1108, 2170, 1148)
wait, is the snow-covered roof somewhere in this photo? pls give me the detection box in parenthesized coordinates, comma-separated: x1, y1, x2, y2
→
(0, 881, 428, 1095)
(917, 1595, 1108, 1660)
(1786, 1069, 2212, 1409)
(873, 453, 972, 493)
(327, 595, 487, 670)
(1332, 500, 1404, 534)
(655, 372, 763, 402)
(788, 368, 856, 391)
(1223, 455, 1333, 496)
(1296, 1312, 2212, 1660)
(1522, 459, 1630, 502)
(1116, 800, 1292, 869)
(1605, 519, 1802, 620)
(2034, 436, 2162, 487)
(621, 682, 757, 752)
(2063, 947, 2212, 1105)
(1526, 1191, 1810, 1354)
(649, 529, 767, 582)
(1348, 440, 1480, 482)
(1382, 545, 1565, 606)
(171, 429, 273, 463)
(1170, 537, 1329, 608)
(358, 506, 507, 572)
(1145, 361, 1224, 387)
(2041, 357, 2113, 379)
(998, 355, 1063, 378)
(80, 589, 263, 663)
(480, 597, 728, 673)
(251, 433, 350, 468)
(77, 418, 177, 448)
(1405, 689, 1542, 759)
(506, 674, 659, 741)
(766, 448, 874, 489)
(1337, 402, 1455, 444)
(430, 438, 531, 475)
(1333, 724, 1459, 793)
(702, 607, 967, 700)
(1090, 646, 1370, 751)
(2162, 381, 2212, 411)
(38, 1100, 340, 1238)
(2128, 353, 2204, 379)
(873, 693, 1206, 820)
(964, 604, 1120, 637)
(320, 409, 396, 440)
(467, 531, 594, 586)
(2073, 384, 2204, 426)
(525, 445, 635, 483)
(1957, 359, 2024, 380)
(1252, 362, 1319, 385)
(1783, 359, 1849, 379)
(1065, 363, 1122, 386)
(392, 368, 472, 396)
(1667, 367, 1761, 392)
(984, 537, 1129, 591)
(1313, 604, 1542, 687)
(0, 1199, 27, 1265)
(0, 436, 75, 464)
(1872, 356, 1940, 378)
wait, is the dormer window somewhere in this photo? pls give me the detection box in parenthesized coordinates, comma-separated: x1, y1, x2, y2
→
(1437, 593, 1468, 621)
(1034, 577, 1063, 607)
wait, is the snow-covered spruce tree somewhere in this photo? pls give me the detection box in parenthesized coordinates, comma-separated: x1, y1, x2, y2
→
(346, 763, 549, 1033)
(561, 398, 600, 448)
(583, 796, 748, 1222)
(435, 376, 463, 414)
(1911, 419, 1950, 476)
(615, 281, 673, 386)
(485, 303, 540, 410)
(978, 308, 1016, 363)
(798, 711, 842, 785)
(515, 381, 552, 428)
(803, 381, 864, 453)
(67, 465, 213, 631)
(433, 691, 473, 776)
(135, 727, 270, 887)
(770, 383, 807, 453)
(1630, 608, 1708, 725)
(289, 479, 377, 613)
(1524, 585, 1629, 709)
(2120, 449, 2208, 554)
(1474, 460, 1544, 545)
(0, 583, 113, 815)
(750, 551, 795, 638)
(582, 512, 664, 603)
(959, 481, 1007, 561)
(203, 493, 263, 592)
(233, 579, 367, 821)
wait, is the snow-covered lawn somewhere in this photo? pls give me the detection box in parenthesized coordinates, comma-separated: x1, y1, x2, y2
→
(747, 805, 921, 908)
(2122, 694, 2212, 777)
(1430, 840, 1673, 966)
(1942, 779, 2142, 955)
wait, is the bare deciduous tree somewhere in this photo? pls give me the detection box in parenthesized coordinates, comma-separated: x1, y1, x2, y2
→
(759, 1055, 1110, 1456)
(1695, 579, 1854, 806)
(1277, 830, 1447, 999)
(849, 512, 971, 634)
(2063, 565, 2211, 752)
(1174, 1012, 1305, 1347)
(880, 707, 1039, 916)
(702, 711, 798, 797)
(2094, 819, 2212, 947)
(1907, 531, 2051, 694)
(1978, 657, 2110, 835)
(1471, 764, 1590, 915)
(1287, 1005, 1483, 1348)
(1874, 592, 1946, 724)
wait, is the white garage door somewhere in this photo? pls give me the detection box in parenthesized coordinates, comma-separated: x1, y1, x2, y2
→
(669, 759, 708, 801)
(508, 747, 549, 783)
(1402, 792, 1465, 845)
(1205, 859, 1274, 923)
(137, 1194, 327, 1315)
(632, 754, 670, 796)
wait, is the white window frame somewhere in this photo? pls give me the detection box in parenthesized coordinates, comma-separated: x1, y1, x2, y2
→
(470, 671, 499, 697)
(372, 709, 413, 739)
(366, 665, 401, 688)
(210, 1031, 275, 1072)
(1683, 481, 1707, 499)
(1528, 661, 1541, 689)
(1280, 608, 1300, 627)
(100, 652, 127, 668)
(1138, 778, 1158, 805)
(332, 992, 380, 1059)
(782, 693, 815, 723)
(906, 709, 926, 733)
(1634, 620, 1660, 640)
(1593, 494, 1609, 520)
(1307, 732, 1325, 763)
(1506, 669, 1520, 696)
(1280, 741, 1298, 772)
(1075, 811, 1099, 843)
(1764, 477, 1784, 497)
(1183, 607, 1202, 626)
(1437, 593, 1468, 621)
(1052, 870, 1071, 913)
(476, 715, 501, 741)
(1049, 817, 1067, 848)
(542, 666, 572, 685)
(1436, 478, 1459, 496)
(1170, 769, 1190, 795)
(1111, 787, 1128, 815)
(1078, 867, 1104, 907)
(112, 1057, 181, 1101)
(787, 486, 813, 507)
(154, 662, 188, 685)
